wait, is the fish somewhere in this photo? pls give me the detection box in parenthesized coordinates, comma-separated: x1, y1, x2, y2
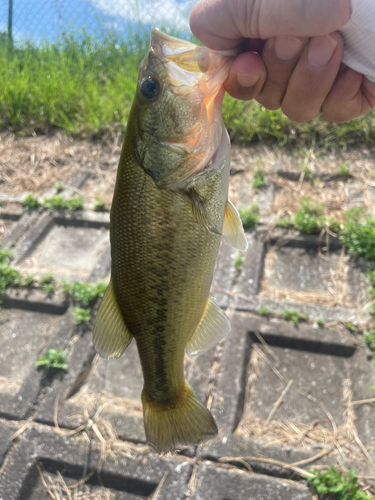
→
(93, 28, 248, 453)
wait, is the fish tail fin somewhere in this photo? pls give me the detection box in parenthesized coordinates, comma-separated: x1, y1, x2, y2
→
(141, 382, 218, 453)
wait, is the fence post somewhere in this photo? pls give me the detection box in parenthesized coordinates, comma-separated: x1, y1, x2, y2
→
(8, 0, 13, 47)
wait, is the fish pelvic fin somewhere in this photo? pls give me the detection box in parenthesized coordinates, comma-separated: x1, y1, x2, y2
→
(186, 296, 230, 358)
(93, 280, 133, 358)
(223, 200, 248, 251)
(142, 383, 218, 453)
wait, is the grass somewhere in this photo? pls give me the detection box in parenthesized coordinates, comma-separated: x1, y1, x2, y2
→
(308, 467, 374, 500)
(36, 348, 67, 371)
(72, 307, 92, 324)
(337, 162, 351, 177)
(364, 330, 375, 351)
(0, 247, 20, 295)
(340, 208, 375, 262)
(343, 322, 357, 333)
(252, 166, 266, 189)
(239, 201, 259, 229)
(61, 280, 107, 306)
(234, 255, 244, 273)
(1, 32, 375, 149)
(282, 308, 308, 325)
(43, 195, 84, 211)
(22, 193, 41, 210)
(258, 306, 271, 317)
(94, 196, 109, 211)
(23, 194, 84, 211)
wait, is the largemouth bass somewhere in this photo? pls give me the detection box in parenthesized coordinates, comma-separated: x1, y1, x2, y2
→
(93, 28, 247, 452)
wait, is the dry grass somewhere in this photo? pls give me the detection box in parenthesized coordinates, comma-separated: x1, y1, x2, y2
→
(272, 177, 349, 221)
(0, 131, 121, 197)
(37, 463, 114, 500)
(235, 339, 375, 494)
(259, 246, 351, 308)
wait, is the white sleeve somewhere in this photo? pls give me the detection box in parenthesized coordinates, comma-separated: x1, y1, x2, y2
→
(340, 0, 375, 82)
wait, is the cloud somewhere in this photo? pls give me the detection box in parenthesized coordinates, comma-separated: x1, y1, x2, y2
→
(89, 0, 195, 31)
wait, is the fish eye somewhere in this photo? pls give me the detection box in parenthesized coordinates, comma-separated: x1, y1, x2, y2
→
(140, 77, 161, 100)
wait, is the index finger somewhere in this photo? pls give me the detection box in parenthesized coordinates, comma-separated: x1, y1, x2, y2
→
(189, 0, 351, 50)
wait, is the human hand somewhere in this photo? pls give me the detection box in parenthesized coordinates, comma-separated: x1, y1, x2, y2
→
(190, 0, 375, 123)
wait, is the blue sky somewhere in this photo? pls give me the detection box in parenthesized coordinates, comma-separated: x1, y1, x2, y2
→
(0, 0, 195, 43)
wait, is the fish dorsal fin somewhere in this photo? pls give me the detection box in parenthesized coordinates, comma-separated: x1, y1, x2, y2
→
(223, 200, 248, 251)
(186, 296, 230, 358)
(93, 281, 133, 358)
(189, 188, 221, 235)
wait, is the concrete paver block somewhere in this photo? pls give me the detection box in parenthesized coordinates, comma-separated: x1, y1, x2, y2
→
(195, 465, 313, 500)
(17, 222, 109, 280)
(0, 427, 190, 500)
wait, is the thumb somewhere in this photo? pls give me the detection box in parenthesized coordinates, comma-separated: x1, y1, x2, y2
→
(190, 0, 351, 50)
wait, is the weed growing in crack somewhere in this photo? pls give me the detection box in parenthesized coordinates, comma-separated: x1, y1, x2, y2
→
(36, 348, 67, 371)
(308, 467, 373, 500)
(239, 201, 259, 229)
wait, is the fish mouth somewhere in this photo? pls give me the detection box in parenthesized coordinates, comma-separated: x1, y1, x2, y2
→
(150, 27, 232, 95)
(149, 28, 233, 187)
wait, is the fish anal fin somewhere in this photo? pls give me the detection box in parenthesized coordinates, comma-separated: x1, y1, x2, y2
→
(186, 296, 230, 358)
(223, 200, 248, 251)
(189, 188, 221, 235)
(93, 281, 132, 358)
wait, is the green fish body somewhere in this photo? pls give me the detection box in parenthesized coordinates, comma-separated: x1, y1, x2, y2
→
(93, 28, 247, 452)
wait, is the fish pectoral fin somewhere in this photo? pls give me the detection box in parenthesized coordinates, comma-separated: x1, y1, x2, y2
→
(189, 188, 221, 235)
(223, 200, 248, 251)
(93, 281, 132, 358)
(186, 296, 230, 358)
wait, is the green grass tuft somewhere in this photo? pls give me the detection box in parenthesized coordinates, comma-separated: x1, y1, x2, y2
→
(93, 196, 109, 212)
(36, 348, 67, 371)
(234, 255, 244, 273)
(0, 247, 21, 295)
(252, 167, 266, 189)
(258, 306, 271, 317)
(364, 330, 375, 351)
(293, 197, 324, 234)
(337, 162, 351, 177)
(340, 208, 375, 262)
(239, 201, 259, 229)
(61, 280, 107, 306)
(282, 308, 308, 325)
(22, 194, 41, 210)
(72, 307, 91, 324)
(308, 467, 373, 500)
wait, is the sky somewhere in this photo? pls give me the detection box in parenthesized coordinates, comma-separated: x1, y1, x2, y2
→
(0, 0, 195, 43)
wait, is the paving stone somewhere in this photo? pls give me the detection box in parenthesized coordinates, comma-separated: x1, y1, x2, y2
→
(0, 212, 40, 249)
(0, 308, 74, 420)
(259, 243, 365, 309)
(0, 218, 18, 242)
(0, 426, 190, 500)
(235, 296, 359, 323)
(0, 420, 18, 468)
(0, 288, 68, 314)
(211, 312, 375, 469)
(194, 465, 313, 500)
(16, 221, 109, 281)
(36, 324, 217, 443)
(211, 242, 238, 309)
(236, 234, 265, 299)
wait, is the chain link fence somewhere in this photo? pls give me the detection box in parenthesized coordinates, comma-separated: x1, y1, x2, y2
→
(1, 0, 195, 45)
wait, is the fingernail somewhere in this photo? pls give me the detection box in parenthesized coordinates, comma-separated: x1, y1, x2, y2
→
(307, 35, 338, 68)
(274, 36, 304, 61)
(237, 72, 260, 87)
